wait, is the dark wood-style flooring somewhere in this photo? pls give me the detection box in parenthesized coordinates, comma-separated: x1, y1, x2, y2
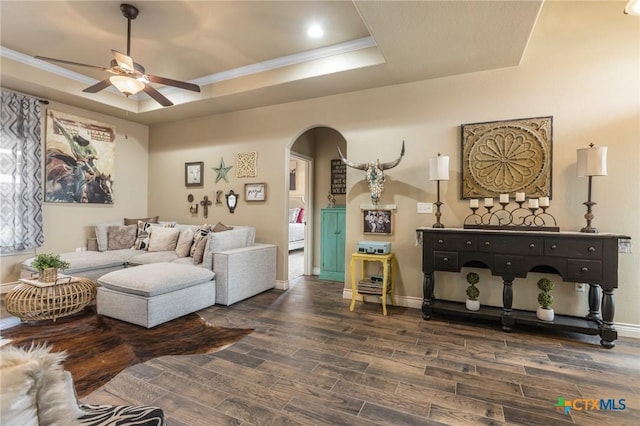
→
(77, 276, 640, 425)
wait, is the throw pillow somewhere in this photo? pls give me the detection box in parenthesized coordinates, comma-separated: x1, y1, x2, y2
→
(212, 222, 234, 232)
(288, 208, 301, 223)
(0, 345, 83, 426)
(123, 216, 159, 226)
(190, 225, 212, 258)
(106, 225, 137, 250)
(132, 221, 152, 250)
(191, 235, 209, 265)
(175, 228, 194, 257)
(148, 227, 180, 252)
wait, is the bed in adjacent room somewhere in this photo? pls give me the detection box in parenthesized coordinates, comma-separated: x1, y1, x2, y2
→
(289, 196, 306, 251)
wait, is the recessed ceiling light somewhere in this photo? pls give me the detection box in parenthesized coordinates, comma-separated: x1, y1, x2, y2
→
(307, 24, 324, 38)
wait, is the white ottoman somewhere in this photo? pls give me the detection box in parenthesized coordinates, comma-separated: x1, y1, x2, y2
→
(97, 263, 215, 328)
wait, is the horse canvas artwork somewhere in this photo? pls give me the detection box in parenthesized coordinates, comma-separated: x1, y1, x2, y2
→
(45, 110, 115, 204)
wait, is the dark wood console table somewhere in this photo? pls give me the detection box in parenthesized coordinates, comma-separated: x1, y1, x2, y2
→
(417, 228, 631, 348)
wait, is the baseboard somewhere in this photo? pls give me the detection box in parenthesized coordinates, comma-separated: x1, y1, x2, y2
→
(341, 289, 640, 340)
(275, 280, 289, 291)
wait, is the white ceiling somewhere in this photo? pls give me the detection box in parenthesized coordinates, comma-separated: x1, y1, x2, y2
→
(0, 1, 543, 125)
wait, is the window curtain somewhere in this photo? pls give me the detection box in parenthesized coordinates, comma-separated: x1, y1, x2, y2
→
(0, 90, 44, 253)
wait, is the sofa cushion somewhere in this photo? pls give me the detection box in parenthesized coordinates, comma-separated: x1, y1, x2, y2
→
(148, 227, 180, 252)
(123, 216, 159, 226)
(98, 263, 214, 297)
(175, 228, 194, 257)
(128, 251, 179, 265)
(23, 251, 124, 275)
(107, 225, 137, 250)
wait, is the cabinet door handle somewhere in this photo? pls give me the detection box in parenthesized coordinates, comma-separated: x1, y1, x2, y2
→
(484, 241, 490, 246)
(588, 246, 596, 252)
(551, 244, 557, 249)
(466, 240, 472, 245)
(442, 257, 449, 262)
(529, 243, 536, 249)
(506, 261, 512, 266)
(581, 267, 589, 272)
(438, 239, 444, 244)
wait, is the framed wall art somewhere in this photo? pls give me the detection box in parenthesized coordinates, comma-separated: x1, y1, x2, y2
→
(461, 116, 553, 199)
(185, 162, 203, 187)
(245, 182, 266, 201)
(363, 209, 393, 235)
(44, 110, 116, 204)
(236, 151, 257, 177)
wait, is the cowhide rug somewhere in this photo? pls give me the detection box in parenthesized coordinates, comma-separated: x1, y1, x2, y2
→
(1, 308, 253, 397)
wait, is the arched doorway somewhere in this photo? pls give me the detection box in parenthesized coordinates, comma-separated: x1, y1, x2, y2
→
(287, 127, 347, 283)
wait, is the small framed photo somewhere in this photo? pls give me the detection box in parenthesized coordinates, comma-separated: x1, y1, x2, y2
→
(185, 162, 203, 187)
(363, 209, 393, 235)
(245, 182, 266, 201)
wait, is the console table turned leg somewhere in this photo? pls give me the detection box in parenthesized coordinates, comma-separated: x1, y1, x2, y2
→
(586, 283, 601, 321)
(600, 289, 617, 349)
(501, 279, 514, 332)
(422, 272, 434, 320)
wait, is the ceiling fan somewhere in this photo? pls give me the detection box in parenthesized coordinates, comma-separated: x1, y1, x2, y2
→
(35, 3, 200, 107)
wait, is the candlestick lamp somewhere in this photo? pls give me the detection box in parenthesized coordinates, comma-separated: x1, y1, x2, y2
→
(577, 143, 607, 233)
(429, 153, 450, 228)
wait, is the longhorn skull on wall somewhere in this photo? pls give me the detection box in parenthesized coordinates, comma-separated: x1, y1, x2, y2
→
(337, 141, 405, 205)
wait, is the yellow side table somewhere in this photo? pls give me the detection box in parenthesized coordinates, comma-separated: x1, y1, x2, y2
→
(349, 252, 396, 315)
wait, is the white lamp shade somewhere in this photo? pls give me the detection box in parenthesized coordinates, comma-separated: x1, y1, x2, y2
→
(429, 155, 450, 181)
(625, 0, 640, 15)
(110, 75, 145, 96)
(576, 145, 607, 177)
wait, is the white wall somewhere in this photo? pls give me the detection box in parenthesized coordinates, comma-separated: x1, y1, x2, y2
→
(148, 1, 639, 326)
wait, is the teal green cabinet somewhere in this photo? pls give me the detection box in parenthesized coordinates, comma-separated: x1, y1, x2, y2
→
(319, 206, 346, 281)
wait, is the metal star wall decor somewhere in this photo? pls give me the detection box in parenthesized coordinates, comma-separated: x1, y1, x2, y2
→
(212, 157, 232, 183)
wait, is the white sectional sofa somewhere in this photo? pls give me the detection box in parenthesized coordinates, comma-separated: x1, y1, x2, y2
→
(23, 220, 277, 308)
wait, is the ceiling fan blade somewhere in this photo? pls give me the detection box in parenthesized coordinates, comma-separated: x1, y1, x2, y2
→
(35, 56, 108, 71)
(82, 79, 113, 94)
(111, 50, 135, 73)
(142, 84, 174, 107)
(147, 75, 201, 92)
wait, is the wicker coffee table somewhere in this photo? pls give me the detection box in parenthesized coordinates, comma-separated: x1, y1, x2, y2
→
(6, 274, 96, 322)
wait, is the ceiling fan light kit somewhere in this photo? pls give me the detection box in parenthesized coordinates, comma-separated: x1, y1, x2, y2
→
(34, 3, 200, 107)
(109, 75, 145, 96)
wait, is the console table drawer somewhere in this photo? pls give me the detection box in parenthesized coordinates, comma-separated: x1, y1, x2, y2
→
(494, 255, 525, 274)
(567, 259, 602, 281)
(433, 251, 459, 271)
(433, 235, 477, 251)
(545, 239, 603, 259)
(479, 236, 543, 255)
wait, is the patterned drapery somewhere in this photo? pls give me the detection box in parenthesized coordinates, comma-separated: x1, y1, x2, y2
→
(0, 90, 44, 253)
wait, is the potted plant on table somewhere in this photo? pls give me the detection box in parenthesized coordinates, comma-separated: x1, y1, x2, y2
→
(30, 253, 71, 283)
(536, 277, 555, 321)
(465, 272, 480, 311)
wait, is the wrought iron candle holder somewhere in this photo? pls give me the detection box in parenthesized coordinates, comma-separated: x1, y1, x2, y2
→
(463, 200, 559, 232)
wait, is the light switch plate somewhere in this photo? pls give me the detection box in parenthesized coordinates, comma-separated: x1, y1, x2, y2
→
(417, 202, 433, 214)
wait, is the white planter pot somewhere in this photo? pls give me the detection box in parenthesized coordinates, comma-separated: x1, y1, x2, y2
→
(537, 307, 554, 321)
(466, 299, 480, 311)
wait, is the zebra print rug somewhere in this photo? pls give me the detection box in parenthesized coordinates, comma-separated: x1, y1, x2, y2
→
(2, 308, 253, 397)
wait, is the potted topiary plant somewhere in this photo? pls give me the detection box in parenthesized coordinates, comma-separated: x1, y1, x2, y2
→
(536, 277, 555, 321)
(465, 272, 480, 311)
(30, 253, 71, 283)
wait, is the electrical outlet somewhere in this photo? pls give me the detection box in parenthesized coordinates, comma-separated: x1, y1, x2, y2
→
(575, 283, 585, 292)
(417, 202, 433, 214)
